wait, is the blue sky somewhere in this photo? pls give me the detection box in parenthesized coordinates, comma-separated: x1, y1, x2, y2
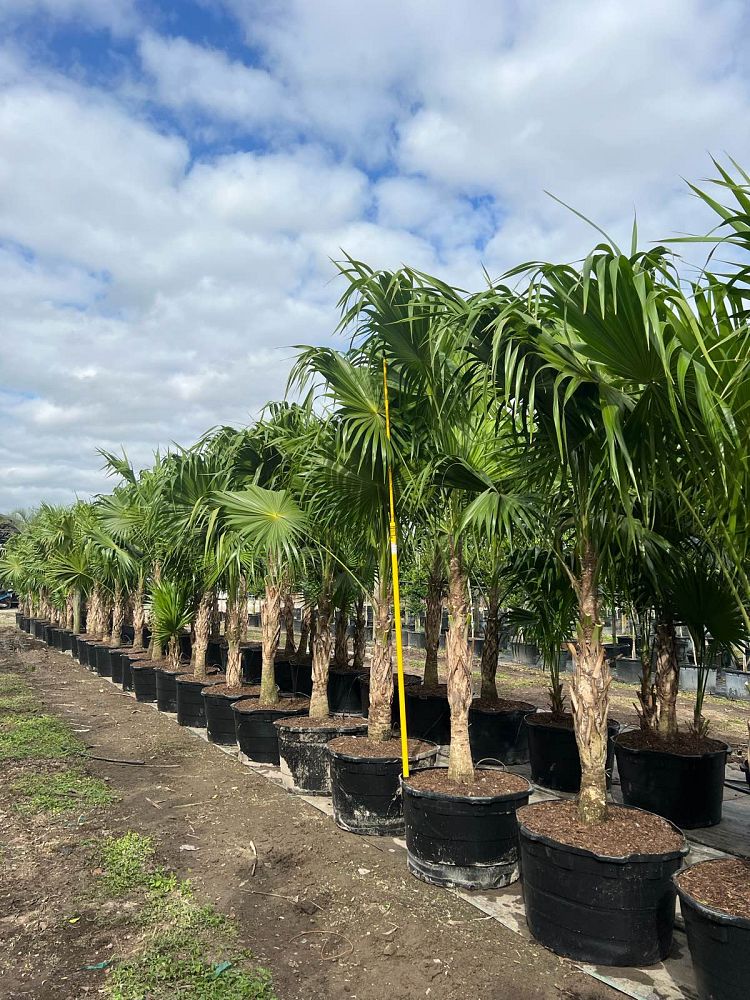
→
(1, 0, 750, 509)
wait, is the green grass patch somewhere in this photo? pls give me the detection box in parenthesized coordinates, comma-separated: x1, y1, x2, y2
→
(108, 939, 276, 1000)
(99, 832, 156, 894)
(0, 714, 84, 760)
(12, 769, 116, 814)
(0, 673, 37, 715)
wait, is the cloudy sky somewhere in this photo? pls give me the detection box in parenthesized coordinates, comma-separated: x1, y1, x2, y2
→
(1, 0, 749, 511)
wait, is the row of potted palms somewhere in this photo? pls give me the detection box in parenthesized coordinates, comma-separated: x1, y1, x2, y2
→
(4, 161, 750, 997)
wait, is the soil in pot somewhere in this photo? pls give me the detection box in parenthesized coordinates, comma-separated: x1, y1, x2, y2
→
(130, 660, 160, 703)
(202, 683, 261, 745)
(327, 736, 439, 836)
(155, 665, 188, 713)
(518, 800, 687, 967)
(274, 714, 368, 794)
(468, 698, 536, 765)
(233, 696, 310, 764)
(405, 685, 451, 745)
(525, 712, 619, 792)
(614, 729, 729, 829)
(674, 858, 750, 1000)
(175, 674, 224, 728)
(358, 671, 421, 720)
(403, 767, 531, 890)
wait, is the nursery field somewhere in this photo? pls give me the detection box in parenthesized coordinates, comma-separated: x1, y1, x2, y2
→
(0, 614, 619, 1000)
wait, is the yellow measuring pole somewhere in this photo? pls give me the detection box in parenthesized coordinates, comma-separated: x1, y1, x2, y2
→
(382, 357, 410, 778)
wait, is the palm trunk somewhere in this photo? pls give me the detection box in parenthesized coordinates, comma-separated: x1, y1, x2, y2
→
(109, 583, 125, 647)
(260, 574, 281, 705)
(308, 610, 316, 658)
(309, 578, 332, 718)
(88, 585, 103, 639)
(446, 539, 474, 782)
(480, 583, 500, 702)
(352, 594, 367, 671)
(283, 593, 297, 654)
(225, 587, 243, 689)
(148, 561, 162, 659)
(655, 619, 679, 737)
(333, 600, 349, 668)
(132, 578, 146, 651)
(636, 616, 658, 732)
(210, 591, 221, 640)
(569, 538, 610, 825)
(168, 635, 181, 672)
(192, 589, 213, 680)
(72, 589, 82, 634)
(423, 549, 443, 689)
(367, 577, 393, 742)
(297, 603, 311, 661)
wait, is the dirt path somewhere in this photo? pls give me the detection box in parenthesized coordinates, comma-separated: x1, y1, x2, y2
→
(0, 619, 618, 1000)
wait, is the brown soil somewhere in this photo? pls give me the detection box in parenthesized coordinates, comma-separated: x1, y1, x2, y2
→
(234, 697, 310, 714)
(274, 715, 367, 732)
(676, 858, 750, 920)
(203, 683, 261, 698)
(154, 662, 191, 675)
(518, 801, 685, 857)
(617, 729, 727, 755)
(407, 684, 448, 700)
(328, 736, 435, 759)
(177, 673, 224, 687)
(129, 659, 161, 670)
(526, 712, 621, 731)
(0, 613, 626, 1000)
(471, 697, 535, 713)
(406, 768, 529, 797)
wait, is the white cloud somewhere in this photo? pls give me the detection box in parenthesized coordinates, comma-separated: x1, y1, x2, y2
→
(1, 0, 139, 34)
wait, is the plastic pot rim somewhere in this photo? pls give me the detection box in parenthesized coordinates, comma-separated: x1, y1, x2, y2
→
(674, 868, 750, 929)
(613, 732, 730, 761)
(401, 764, 531, 804)
(231, 697, 308, 715)
(273, 715, 367, 734)
(469, 702, 536, 717)
(327, 739, 439, 765)
(525, 713, 620, 734)
(518, 804, 688, 864)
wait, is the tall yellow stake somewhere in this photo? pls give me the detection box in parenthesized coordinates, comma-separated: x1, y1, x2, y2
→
(382, 357, 410, 778)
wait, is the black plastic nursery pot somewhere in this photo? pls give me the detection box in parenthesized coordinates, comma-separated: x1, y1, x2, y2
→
(15, 612, 23, 629)
(674, 861, 750, 1000)
(525, 713, 619, 792)
(402, 767, 532, 890)
(614, 734, 729, 829)
(70, 634, 79, 658)
(76, 637, 91, 667)
(232, 697, 310, 763)
(95, 644, 113, 678)
(108, 647, 130, 685)
(175, 675, 222, 728)
(274, 657, 313, 697)
(202, 685, 253, 745)
(155, 667, 182, 712)
(121, 651, 150, 692)
(405, 687, 452, 745)
(19, 615, 29, 632)
(518, 804, 687, 966)
(468, 700, 537, 765)
(328, 739, 439, 836)
(275, 715, 368, 794)
(59, 630, 72, 653)
(131, 662, 157, 703)
(327, 669, 363, 715)
(358, 672, 421, 721)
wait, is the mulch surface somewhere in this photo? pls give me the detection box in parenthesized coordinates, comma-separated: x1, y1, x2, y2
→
(328, 736, 435, 759)
(0, 615, 621, 1000)
(518, 801, 685, 856)
(617, 729, 727, 754)
(406, 768, 529, 797)
(676, 858, 750, 920)
(274, 714, 367, 732)
(407, 684, 448, 699)
(202, 682, 260, 697)
(234, 697, 310, 714)
(471, 698, 535, 713)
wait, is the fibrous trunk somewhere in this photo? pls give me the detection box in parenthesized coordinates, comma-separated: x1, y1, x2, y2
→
(423, 549, 443, 689)
(352, 594, 366, 671)
(655, 619, 679, 737)
(192, 589, 213, 681)
(210, 591, 221, 640)
(225, 587, 243, 689)
(367, 578, 393, 742)
(636, 619, 658, 732)
(333, 600, 349, 668)
(260, 576, 281, 705)
(568, 540, 610, 825)
(446, 540, 474, 782)
(283, 593, 296, 654)
(110, 583, 125, 647)
(308, 611, 316, 657)
(309, 580, 332, 718)
(72, 590, 82, 634)
(480, 584, 500, 702)
(297, 603, 311, 661)
(132, 579, 146, 651)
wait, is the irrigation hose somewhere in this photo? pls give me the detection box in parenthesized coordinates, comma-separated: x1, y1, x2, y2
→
(383, 357, 410, 779)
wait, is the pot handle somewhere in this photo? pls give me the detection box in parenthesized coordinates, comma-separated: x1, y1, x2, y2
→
(476, 757, 507, 770)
